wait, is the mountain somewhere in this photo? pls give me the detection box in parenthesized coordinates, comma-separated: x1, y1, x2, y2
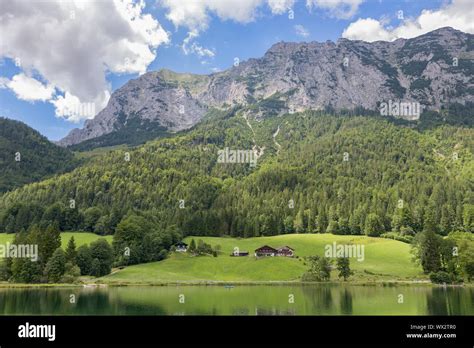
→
(0, 117, 78, 193)
(2, 109, 473, 237)
(58, 27, 474, 149)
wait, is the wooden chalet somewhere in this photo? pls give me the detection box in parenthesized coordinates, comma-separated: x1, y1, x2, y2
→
(276, 246, 294, 257)
(254, 245, 277, 257)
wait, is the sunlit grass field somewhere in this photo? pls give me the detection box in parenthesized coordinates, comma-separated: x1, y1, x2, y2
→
(0, 232, 112, 249)
(103, 234, 424, 284)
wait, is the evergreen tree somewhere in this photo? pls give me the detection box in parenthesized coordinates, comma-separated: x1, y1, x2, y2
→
(412, 229, 441, 274)
(65, 236, 77, 264)
(293, 209, 305, 233)
(188, 239, 196, 253)
(44, 248, 66, 283)
(38, 223, 61, 267)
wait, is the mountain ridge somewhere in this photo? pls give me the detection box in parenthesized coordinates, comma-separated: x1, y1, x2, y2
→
(58, 27, 474, 148)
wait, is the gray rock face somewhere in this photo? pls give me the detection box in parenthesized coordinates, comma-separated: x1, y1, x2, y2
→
(59, 27, 474, 147)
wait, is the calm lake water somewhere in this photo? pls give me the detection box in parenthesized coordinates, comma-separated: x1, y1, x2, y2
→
(0, 285, 472, 315)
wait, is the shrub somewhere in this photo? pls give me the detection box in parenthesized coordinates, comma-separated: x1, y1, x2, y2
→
(429, 271, 452, 284)
(380, 232, 413, 243)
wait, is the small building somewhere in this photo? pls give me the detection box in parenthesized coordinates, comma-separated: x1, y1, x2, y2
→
(175, 242, 188, 252)
(231, 251, 249, 257)
(276, 246, 294, 257)
(254, 245, 277, 257)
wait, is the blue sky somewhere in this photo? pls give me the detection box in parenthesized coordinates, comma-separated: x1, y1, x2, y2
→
(0, 0, 468, 140)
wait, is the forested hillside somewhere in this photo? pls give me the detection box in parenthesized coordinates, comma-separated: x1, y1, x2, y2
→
(0, 117, 78, 193)
(1, 110, 472, 238)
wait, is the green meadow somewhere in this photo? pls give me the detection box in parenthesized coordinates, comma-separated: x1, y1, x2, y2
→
(103, 234, 425, 284)
(0, 232, 112, 249)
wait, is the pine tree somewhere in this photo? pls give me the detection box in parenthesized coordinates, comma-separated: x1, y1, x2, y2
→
(293, 209, 305, 233)
(65, 236, 77, 264)
(188, 239, 196, 253)
(44, 248, 66, 283)
(38, 223, 61, 267)
(418, 229, 441, 274)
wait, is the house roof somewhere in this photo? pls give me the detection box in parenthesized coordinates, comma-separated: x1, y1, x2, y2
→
(277, 246, 294, 251)
(255, 245, 277, 252)
(176, 242, 188, 246)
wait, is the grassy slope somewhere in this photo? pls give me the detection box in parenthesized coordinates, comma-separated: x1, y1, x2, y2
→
(0, 232, 112, 249)
(103, 234, 424, 284)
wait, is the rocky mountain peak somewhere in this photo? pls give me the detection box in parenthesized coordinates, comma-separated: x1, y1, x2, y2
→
(59, 27, 473, 148)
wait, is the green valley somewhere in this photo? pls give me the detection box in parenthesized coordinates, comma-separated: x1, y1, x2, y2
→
(102, 234, 423, 284)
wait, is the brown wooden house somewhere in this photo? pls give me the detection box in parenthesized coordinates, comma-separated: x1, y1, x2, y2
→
(276, 246, 294, 257)
(254, 245, 277, 257)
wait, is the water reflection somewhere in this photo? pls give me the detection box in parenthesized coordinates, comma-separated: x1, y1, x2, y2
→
(340, 288, 353, 315)
(0, 285, 471, 316)
(426, 287, 473, 316)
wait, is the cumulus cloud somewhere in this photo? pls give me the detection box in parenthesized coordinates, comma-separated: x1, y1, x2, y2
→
(161, 0, 264, 32)
(342, 0, 474, 42)
(342, 17, 393, 42)
(306, 0, 364, 19)
(3, 74, 55, 102)
(294, 24, 310, 37)
(0, 0, 169, 121)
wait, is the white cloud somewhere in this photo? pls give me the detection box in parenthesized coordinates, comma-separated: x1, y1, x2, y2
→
(190, 43, 215, 58)
(342, 17, 393, 42)
(4, 74, 55, 102)
(50, 90, 110, 123)
(306, 0, 364, 19)
(161, 0, 298, 31)
(342, 0, 474, 42)
(182, 29, 215, 58)
(294, 24, 310, 37)
(0, 0, 169, 121)
(160, 0, 265, 32)
(160, 0, 296, 59)
(267, 0, 296, 14)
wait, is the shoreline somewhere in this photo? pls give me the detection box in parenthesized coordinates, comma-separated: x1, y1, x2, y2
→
(1, 280, 471, 288)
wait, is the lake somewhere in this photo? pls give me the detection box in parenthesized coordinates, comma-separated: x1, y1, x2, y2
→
(0, 285, 472, 315)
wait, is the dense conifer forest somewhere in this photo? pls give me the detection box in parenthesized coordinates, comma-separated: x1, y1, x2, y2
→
(1, 110, 472, 240)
